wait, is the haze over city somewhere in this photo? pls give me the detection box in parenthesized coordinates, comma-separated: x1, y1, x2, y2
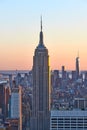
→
(0, 0, 87, 70)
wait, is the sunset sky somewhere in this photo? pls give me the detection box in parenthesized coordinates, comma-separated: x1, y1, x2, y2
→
(0, 0, 87, 70)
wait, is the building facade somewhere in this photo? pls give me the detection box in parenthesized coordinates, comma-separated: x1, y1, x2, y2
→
(30, 18, 50, 130)
(0, 81, 9, 119)
(50, 110, 87, 130)
(10, 86, 22, 130)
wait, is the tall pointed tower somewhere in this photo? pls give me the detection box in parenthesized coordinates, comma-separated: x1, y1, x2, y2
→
(30, 18, 50, 130)
(76, 56, 79, 79)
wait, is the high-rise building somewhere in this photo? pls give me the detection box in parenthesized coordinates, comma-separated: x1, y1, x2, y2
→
(10, 86, 22, 130)
(9, 74, 13, 88)
(72, 70, 76, 81)
(0, 82, 5, 116)
(30, 18, 50, 130)
(62, 66, 66, 79)
(0, 81, 9, 119)
(4, 86, 10, 118)
(76, 56, 79, 79)
(53, 70, 59, 88)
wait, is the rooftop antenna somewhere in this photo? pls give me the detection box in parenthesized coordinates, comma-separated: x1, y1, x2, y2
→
(41, 15, 42, 31)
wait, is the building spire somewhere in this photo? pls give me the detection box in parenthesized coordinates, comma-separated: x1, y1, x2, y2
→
(39, 16, 43, 44)
(37, 16, 46, 49)
(41, 16, 42, 31)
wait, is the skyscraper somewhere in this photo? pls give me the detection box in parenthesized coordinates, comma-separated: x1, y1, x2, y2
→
(10, 86, 22, 130)
(76, 56, 79, 79)
(30, 18, 50, 130)
(0, 81, 8, 119)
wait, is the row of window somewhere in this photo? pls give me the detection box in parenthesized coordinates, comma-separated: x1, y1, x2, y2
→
(51, 118, 87, 120)
(51, 121, 87, 123)
(51, 128, 87, 130)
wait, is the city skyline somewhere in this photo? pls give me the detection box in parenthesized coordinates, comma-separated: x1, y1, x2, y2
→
(0, 0, 87, 70)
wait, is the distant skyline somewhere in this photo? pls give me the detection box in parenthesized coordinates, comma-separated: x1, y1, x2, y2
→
(0, 0, 87, 70)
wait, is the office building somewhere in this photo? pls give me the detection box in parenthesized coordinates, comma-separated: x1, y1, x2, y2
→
(76, 56, 79, 79)
(4, 86, 10, 118)
(0, 81, 9, 119)
(30, 18, 50, 130)
(10, 86, 22, 130)
(50, 110, 87, 130)
(62, 66, 66, 79)
(72, 71, 76, 81)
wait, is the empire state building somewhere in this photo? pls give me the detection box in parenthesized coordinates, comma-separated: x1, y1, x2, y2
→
(30, 18, 50, 130)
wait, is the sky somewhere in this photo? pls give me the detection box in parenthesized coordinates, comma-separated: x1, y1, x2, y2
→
(0, 0, 87, 70)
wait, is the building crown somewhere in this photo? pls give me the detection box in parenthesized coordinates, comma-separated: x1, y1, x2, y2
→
(37, 17, 46, 49)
